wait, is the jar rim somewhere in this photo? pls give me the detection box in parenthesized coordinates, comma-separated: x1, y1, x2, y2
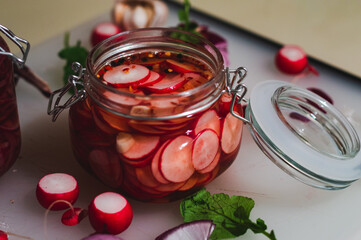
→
(86, 27, 225, 101)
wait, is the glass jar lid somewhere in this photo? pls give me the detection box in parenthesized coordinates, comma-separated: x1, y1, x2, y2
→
(245, 80, 361, 190)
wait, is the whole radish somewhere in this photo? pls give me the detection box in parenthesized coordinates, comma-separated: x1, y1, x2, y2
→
(275, 45, 309, 74)
(36, 173, 79, 211)
(91, 22, 122, 47)
(88, 192, 133, 235)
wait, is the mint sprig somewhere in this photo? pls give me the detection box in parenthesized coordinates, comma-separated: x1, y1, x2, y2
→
(180, 188, 277, 240)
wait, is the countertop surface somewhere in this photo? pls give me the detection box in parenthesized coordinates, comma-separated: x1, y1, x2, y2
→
(1, 1, 361, 240)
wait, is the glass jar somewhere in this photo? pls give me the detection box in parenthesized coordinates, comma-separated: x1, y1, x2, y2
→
(0, 25, 29, 177)
(48, 28, 245, 202)
(49, 28, 361, 202)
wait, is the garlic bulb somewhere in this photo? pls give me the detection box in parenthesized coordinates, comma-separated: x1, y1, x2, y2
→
(112, 0, 168, 30)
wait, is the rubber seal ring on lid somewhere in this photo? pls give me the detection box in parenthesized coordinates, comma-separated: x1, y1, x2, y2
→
(245, 80, 361, 190)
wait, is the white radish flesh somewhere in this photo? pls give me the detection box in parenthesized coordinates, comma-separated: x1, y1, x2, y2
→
(144, 73, 187, 93)
(36, 173, 79, 211)
(116, 132, 135, 153)
(88, 192, 133, 235)
(192, 129, 219, 171)
(166, 59, 200, 73)
(160, 135, 195, 183)
(103, 64, 150, 87)
(151, 140, 171, 184)
(138, 71, 164, 87)
(275, 45, 308, 74)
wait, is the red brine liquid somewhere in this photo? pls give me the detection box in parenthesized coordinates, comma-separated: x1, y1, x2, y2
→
(69, 51, 243, 202)
(0, 36, 21, 176)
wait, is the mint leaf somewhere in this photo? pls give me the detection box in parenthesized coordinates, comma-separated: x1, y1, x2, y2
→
(180, 188, 277, 240)
(58, 32, 88, 92)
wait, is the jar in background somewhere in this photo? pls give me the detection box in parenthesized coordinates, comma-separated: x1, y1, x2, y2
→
(0, 25, 29, 176)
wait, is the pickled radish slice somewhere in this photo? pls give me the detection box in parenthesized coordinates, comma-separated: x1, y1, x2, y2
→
(144, 73, 188, 93)
(160, 135, 194, 183)
(88, 192, 133, 235)
(166, 59, 200, 73)
(135, 166, 160, 188)
(275, 45, 308, 74)
(36, 173, 79, 211)
(104, 91, 142, 106)
(89, 149, 123, 188)
(198, 149, 221, 174)
(221, 111, 243, 154)
(178, 174, 198, 191)
(151, 140, 171, 184)
(192, 129, 219, 171)
(103, 64, 150, 87)
(122, 135, 160, 160)
(194, 110, 221, 136)
(138, 71, 164, 87)
(91, 22, 122, 47)
(116, 132, 135, 154)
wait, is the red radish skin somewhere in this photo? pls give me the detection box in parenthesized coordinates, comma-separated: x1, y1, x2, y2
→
(144, 73, 188, 94)
(192, 129, 220, 171)
(221, 111, 243, 154)
(0, 231, 7, 240)
(61, 207, 88, 226)
(160, 135, 195, 183)
(91, 22, 122, 47)
(103, 64, 150, 87)
(36, 173, 79, 211)
(275, 45, 308, 74)
(151, 140, 171, 184)
(194, 110, 221, 136)
(88, 192, 133, 235)
(121, 134, 160, 160)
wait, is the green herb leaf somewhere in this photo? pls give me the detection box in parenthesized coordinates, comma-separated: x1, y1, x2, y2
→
(180, 188, 277, 240)
(58, 32, 88, 90)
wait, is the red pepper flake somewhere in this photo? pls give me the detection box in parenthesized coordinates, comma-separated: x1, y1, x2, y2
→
(122, 68, 130, 73)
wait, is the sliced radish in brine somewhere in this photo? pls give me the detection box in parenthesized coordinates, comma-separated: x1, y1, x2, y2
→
(198, 148, 221, 174)
(104, 90, 143, 106)
(122, 135, 160, 160)
(221, 111, 243, 154)
(275, 45, 308, 74)
(178, 174, 198, 191)
(151, 140, 171, 184)
(88, 192, 133, 235)
(165, 59, 201, 73)
(90, 22, 122, 47)
(36, 173, 79, 211)
(192, 129, 220, 171)
(160, 136, 195, 183)
(116, 132, 135, 154)
(138, 71, 164, 87)
(89, 149, 123, 188)
(155, 220, 215, 240)
(135, 166, 160, 188)
(103, 64, 150, 87)
(194, 110, 221, 136)
(144, 73, 188, 94)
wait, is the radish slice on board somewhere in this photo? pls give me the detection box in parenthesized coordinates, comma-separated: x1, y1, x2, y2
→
(88, 192, 133, 235)
(90, 22, 122, 47)
(165, 59, 201, 73)
(192, 129, 220, 171)
(122, 134, 160, 160)
(221, 111, 243, 154)
(103, 64, 150, 87)
(160, 135, 195, 183)
(138, 71, 164, 87)
(194, 110, 221, 136)
(156, 220, 215, 240)
(36, 173, 79, 211)
(144, 73, 188, 93)
(275, 45, 308, 74)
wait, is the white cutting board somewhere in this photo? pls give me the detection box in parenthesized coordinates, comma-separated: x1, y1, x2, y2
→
(0, 2, 361, 240)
